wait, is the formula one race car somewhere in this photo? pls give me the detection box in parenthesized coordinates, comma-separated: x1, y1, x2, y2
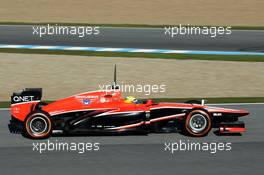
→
(8, 67, 249, 139)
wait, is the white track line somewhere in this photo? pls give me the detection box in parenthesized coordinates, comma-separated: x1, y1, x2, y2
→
(0, 108, 10, 110)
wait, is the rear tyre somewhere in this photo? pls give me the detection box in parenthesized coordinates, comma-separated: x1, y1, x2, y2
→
(184, 110, 211, 137)
(23, 111, 52, 139)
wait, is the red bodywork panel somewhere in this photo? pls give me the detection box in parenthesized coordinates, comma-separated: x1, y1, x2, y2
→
(220, 127, 246, 133)
(12, 90, 149, 121)
(11, 101, 39, 121)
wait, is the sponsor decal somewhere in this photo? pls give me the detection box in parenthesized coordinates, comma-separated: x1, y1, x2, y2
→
(75, 95, 98, 99)
(13, 96, 34, 102)
(213, 113, 222, 116)
(83, 99, 91, 105)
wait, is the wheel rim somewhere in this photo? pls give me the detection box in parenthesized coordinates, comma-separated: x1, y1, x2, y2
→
(29, 117, 48, 136)
(188, 114, 207, 133)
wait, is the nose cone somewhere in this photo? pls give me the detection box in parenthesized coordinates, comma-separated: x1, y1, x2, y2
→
(238, 109, 250, 117)
(206, 106, 250, 117)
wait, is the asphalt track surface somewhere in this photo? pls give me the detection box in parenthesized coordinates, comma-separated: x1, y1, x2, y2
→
(0, 25, 264, 52)
(0, 104, 263, 175)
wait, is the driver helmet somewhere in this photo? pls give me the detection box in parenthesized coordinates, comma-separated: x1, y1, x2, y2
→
(124, 96, 138, 104)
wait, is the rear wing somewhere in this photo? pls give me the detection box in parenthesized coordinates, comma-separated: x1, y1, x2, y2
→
(11, 88, 42, 104)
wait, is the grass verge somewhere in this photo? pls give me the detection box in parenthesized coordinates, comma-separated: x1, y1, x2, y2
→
(1, 97, 264, 108)
(0, 49, 264, 62)
(0, 22, 264, 30)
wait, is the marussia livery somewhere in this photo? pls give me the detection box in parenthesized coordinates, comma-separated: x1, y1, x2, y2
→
(8, 67, 249, 139)
(9, 88, 250, 139)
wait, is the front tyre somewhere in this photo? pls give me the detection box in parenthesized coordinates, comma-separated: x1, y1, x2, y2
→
(184, 110, 212, 137)
(23, 111, 52, 139)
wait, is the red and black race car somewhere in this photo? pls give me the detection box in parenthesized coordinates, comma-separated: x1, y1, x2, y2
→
(9, 88, 250, 139)
(8, 67, 249, 139)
